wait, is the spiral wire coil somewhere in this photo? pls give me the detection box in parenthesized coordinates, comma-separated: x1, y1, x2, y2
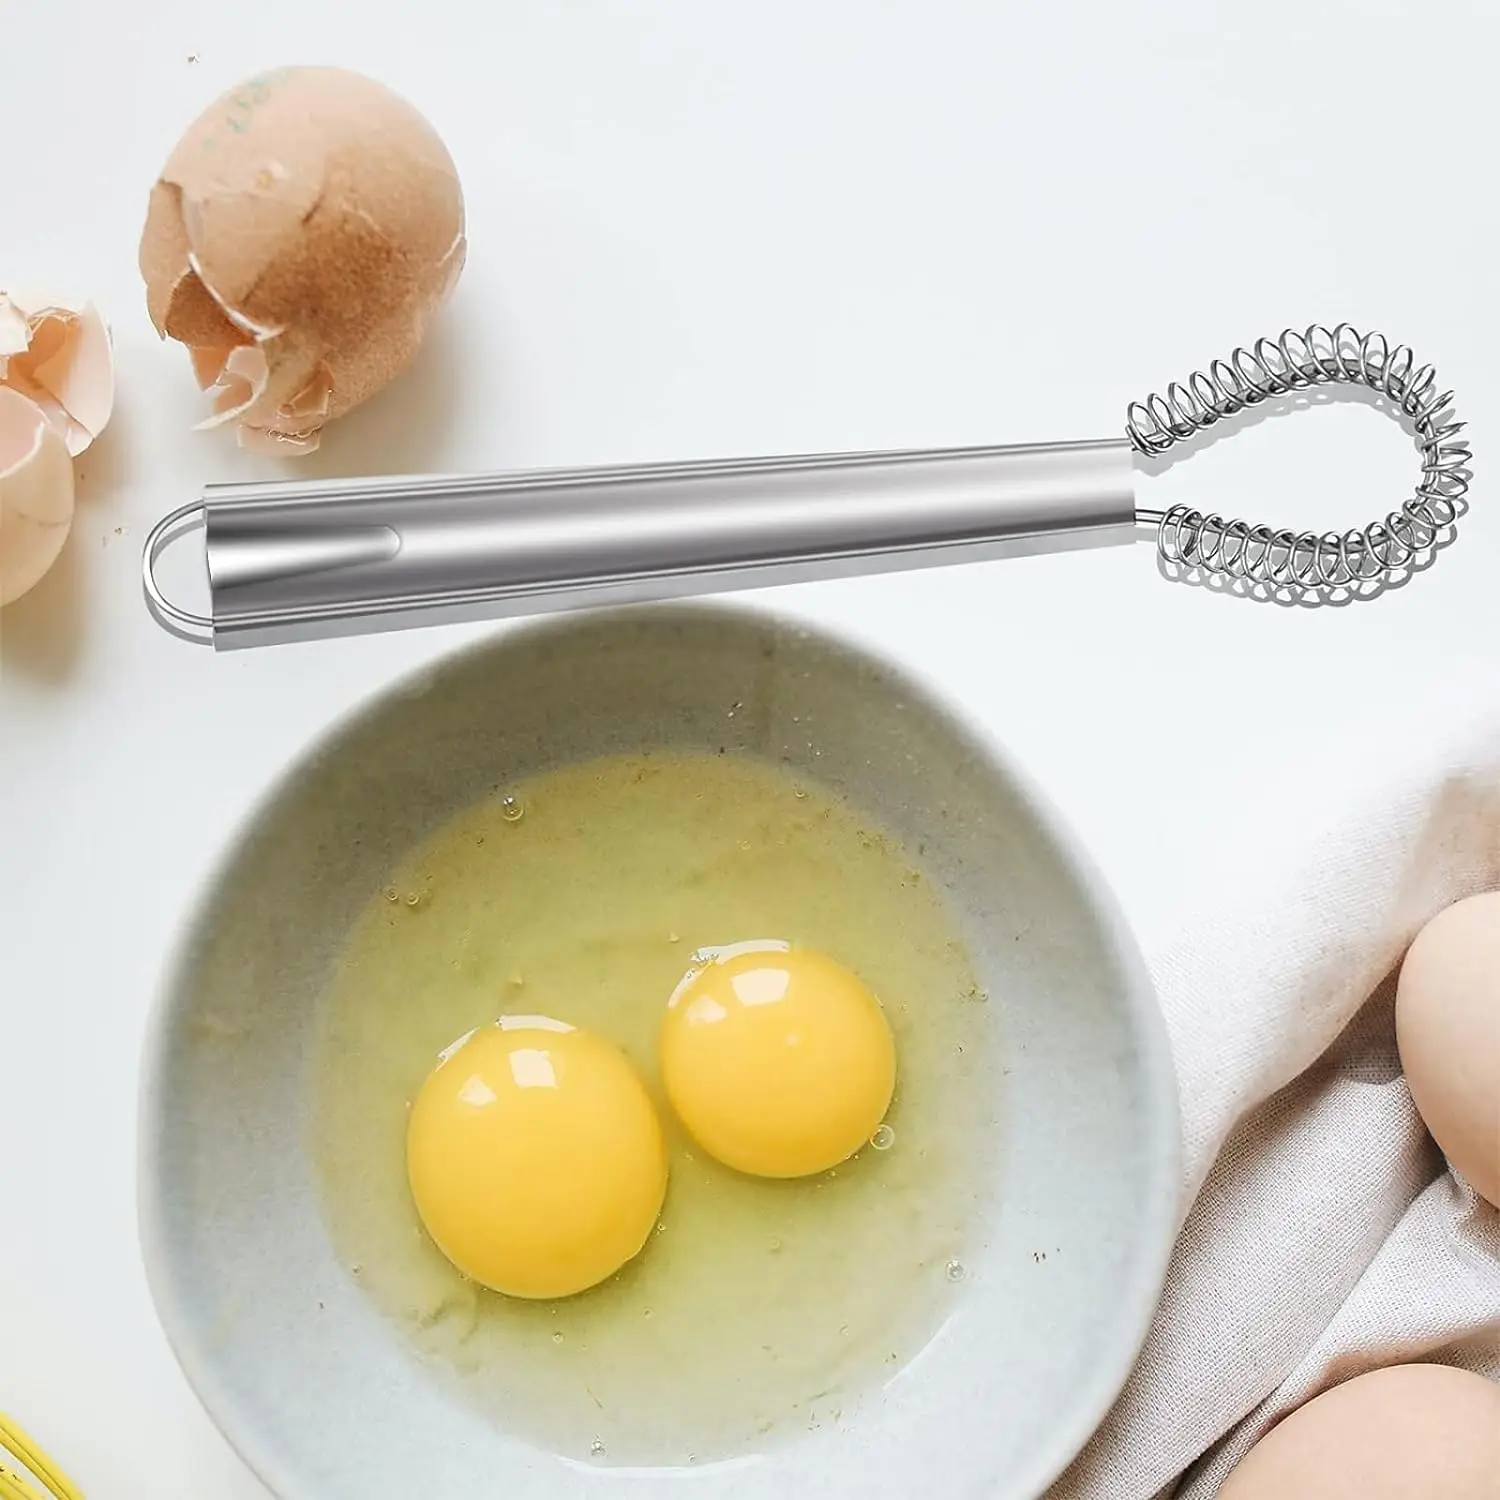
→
(0, 1414, 80, 1500)
(1127, 325, 1471, 591)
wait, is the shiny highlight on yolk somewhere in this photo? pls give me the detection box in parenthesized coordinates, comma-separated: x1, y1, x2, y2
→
(659, 941, 897, 1178)
(406, 1016, 668, 1299)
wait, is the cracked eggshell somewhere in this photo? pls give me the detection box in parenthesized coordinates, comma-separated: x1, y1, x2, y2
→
(0, 386, 76, 607)
(139, 66, 466, 455)
(0, 288, 116, 456)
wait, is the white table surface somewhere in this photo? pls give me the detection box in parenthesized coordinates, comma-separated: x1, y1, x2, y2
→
(2, 2, 1496, 1494)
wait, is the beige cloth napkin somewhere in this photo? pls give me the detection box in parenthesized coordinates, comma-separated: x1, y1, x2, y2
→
(1049, 696, 1500, 1500)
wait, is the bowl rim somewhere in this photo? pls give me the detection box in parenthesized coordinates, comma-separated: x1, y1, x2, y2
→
(138, 598, 1181, 1500)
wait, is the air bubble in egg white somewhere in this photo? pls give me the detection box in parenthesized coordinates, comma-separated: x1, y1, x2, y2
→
(871, 1124, 896, 1151)
(945, 1259, 966, 1283)
(500, 795, 524, 822)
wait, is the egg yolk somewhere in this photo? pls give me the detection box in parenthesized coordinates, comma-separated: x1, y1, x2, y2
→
(659, 941, 897, 1179)
(406, 1016, 668, 1299)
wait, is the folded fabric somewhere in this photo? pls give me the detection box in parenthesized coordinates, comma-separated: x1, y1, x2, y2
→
(1050, 694, 1500, 1500)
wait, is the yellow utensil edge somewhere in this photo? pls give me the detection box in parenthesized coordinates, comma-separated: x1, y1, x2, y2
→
(0, 1414, 80, 1500)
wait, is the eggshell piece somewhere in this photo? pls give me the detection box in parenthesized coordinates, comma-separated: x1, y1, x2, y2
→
(1219, 1364, 1500, 1499)
(0, 386, 76, 606)
(140, 180, 196, 336)
(139, 66, 466, 455)
(1396, 891, 1500, 1208)
(27, 302, 114, 452)
(197, 344, 273, 428)
(0, 299, 28, 358)
(0, 290, 116, 456)
(188, 343, 236, 390)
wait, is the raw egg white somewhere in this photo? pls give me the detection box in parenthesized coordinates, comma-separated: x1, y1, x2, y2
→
(316, 751, 992, 1465)
(660, 941, 897, 1178)
(406, 1016, 667, 1299)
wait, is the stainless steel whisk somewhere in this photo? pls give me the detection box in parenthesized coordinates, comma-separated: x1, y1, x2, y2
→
(143, 324, 1471, 650)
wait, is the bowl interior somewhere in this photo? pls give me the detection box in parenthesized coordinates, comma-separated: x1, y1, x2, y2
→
(141, 604, 1177, 1500)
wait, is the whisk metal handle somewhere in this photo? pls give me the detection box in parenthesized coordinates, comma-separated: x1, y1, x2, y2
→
(145, 439, 1138, 651)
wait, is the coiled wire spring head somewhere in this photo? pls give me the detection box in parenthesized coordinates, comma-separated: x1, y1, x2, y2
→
(1128, 324, 1471, 596)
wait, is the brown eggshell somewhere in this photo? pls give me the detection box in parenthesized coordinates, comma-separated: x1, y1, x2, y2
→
(1219, 1364, 1500, 1499)
(0, 386, 76, 606)
(139, 66, 466, 453)
(0, 289, 116, 456)
(1396, 891, 1500, 1208)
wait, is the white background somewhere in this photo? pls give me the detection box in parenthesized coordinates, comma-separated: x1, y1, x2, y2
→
(1, 1, 1496, 1494)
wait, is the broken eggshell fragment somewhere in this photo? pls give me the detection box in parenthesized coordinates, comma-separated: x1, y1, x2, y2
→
(139, 66, 466, 456)
(0, 288, 116, 457)
(0, 386, 76, 606)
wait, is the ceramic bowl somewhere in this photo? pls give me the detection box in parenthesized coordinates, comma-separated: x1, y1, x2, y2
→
(140, 603, 1178, 1500)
